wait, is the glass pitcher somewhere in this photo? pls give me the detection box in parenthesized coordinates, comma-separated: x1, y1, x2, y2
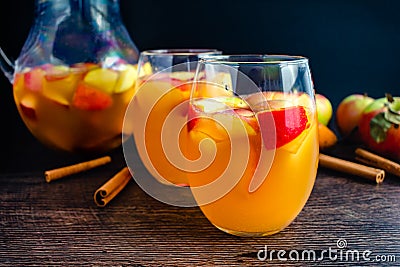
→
(0, 0, 140, 154)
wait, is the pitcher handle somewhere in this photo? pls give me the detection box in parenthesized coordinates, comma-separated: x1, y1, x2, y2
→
(0, 47, 15, 83)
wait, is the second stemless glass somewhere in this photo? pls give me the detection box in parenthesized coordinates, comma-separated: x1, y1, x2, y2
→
(187, 55, 319, 236)
(130, 49, 221, 186)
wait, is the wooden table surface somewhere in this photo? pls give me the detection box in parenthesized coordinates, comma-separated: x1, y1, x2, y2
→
(0, 144, 399, 266)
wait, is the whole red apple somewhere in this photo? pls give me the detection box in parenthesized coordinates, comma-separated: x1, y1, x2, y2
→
(358, 95, 400, 161)
(315, 93, 333, 126)
(336, 94, 374, 138)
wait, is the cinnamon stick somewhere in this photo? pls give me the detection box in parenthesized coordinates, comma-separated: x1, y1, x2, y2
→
(355, 148, 400, 178)
(94, 167, 132, 207)
(45, 156, 111, 183)
(319, 153, 385, 184)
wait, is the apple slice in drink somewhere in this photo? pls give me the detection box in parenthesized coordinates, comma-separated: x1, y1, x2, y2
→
(193, 96, 248, 113)
(246, 92, 313, 153)
(70, 63, 99, 74)
(24, 67, 45, 92)
(114, 64, 138, 93)
(189, 97, 257, 141)
(193, 82, 233, 98)
(192, 72, 233, 97)
(257, 105, 309, 152)
(43, 65, 70, 81)
(139, 62, 153, 77)
(210, 72, 233, 91)
(169, 71, 196, 81)
(19, 96, 37, 121)
(83, 68, 119, 94)
(42, 66, 77, 107)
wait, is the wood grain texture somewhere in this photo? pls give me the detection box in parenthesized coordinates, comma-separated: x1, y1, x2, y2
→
(0, 149, 399, 266)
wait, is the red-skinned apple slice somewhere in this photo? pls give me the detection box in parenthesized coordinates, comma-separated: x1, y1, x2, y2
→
(257, 106, 309, 149)
(24, 68, 45, 92)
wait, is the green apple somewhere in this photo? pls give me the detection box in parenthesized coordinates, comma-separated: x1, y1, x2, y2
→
(316, 93, 333, 126)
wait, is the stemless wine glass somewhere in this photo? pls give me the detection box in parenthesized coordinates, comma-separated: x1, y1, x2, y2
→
(127, 49, 221, 186)
(187, 55, 319, 236)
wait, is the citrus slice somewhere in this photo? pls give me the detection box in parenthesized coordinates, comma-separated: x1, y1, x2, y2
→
(257, 106, 309, 149)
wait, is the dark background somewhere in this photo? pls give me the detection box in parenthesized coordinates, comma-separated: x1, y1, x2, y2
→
(0, 0, 399, 172)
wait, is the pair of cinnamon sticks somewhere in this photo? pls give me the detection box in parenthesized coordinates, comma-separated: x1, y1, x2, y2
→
(45, 156, 132, 207)
(45, 147, 397, 207)
(319, 148, 400, 184)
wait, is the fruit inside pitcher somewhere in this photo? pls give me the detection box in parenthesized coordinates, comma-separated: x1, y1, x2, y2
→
(13, 61, 140, 153)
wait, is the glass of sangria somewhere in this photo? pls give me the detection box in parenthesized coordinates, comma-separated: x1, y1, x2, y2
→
(125, 49, 221, 187)
(187, 55, 319, 236)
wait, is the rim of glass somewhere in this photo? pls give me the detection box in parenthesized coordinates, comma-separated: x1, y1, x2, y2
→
(199, 54, 308, 65)
(141, 49, 222, 56)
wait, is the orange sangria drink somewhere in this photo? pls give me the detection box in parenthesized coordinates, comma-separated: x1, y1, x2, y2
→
(187, 55, 319, 236)
(13, 61, 141, 153)
(130, 49, 221, 186)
